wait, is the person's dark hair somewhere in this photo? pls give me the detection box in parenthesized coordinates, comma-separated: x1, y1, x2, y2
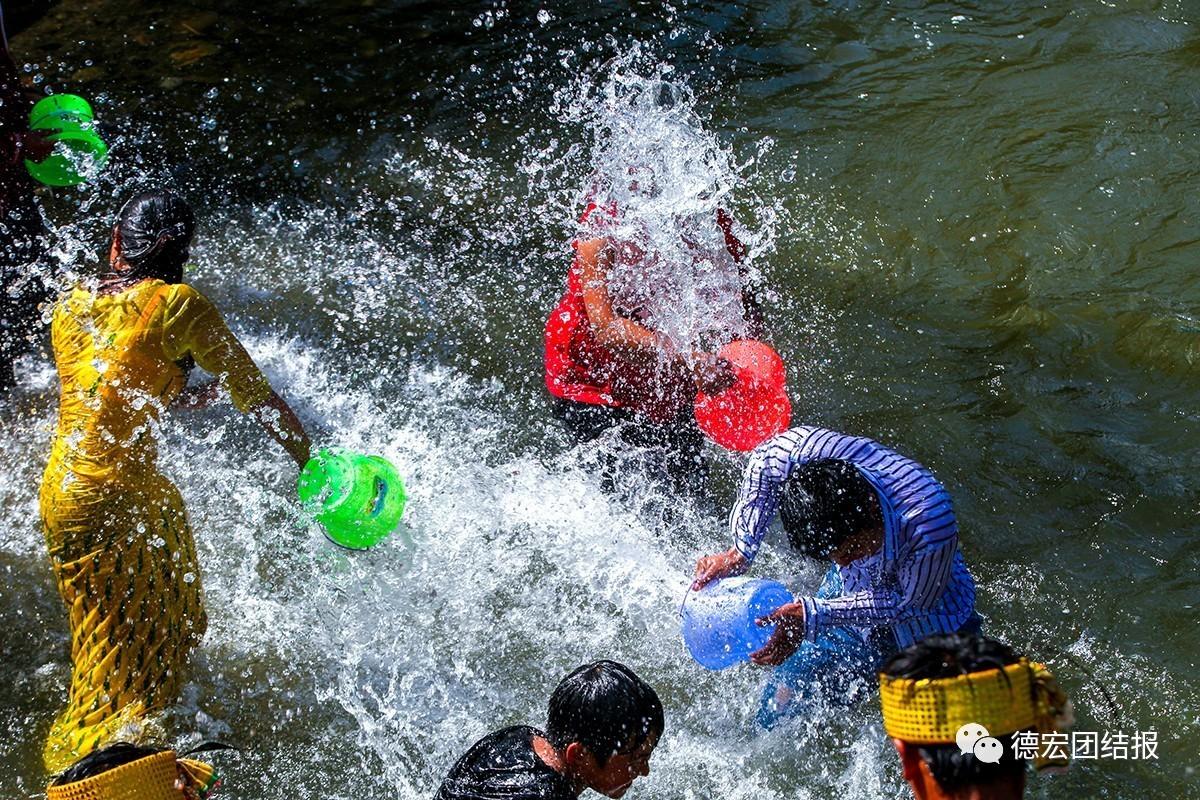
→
(545, 660, 664, 766)
(110, 190, 195, 284)
(881, 634, 1027, 793)
(778, 458, 881, 559)
(50, 742, 165, 785)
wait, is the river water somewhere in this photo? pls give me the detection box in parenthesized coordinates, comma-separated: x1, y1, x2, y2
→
(2, 1, 1197, 798)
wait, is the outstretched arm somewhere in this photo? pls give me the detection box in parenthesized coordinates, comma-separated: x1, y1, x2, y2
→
(175, 377, 311, 468)
(1, 44, 52, 190)
(251, 391, 311, 468)
(741, 284, 766, 340)
(162, 284, 312, 468)
(693, 429, 809, 589)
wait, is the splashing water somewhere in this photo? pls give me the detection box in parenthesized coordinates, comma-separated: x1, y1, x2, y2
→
(2, 50, 825, 799)
(558, 52, 779, 351)
(4, 4, 1198, 797)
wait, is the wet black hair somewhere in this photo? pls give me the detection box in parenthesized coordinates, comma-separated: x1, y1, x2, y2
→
(881, 634, 1028, 794)
(111, 190, 195, 284)
(50, 742, 166, 785)
(545, 660, 664, 766)
(778, 458, 881, 559)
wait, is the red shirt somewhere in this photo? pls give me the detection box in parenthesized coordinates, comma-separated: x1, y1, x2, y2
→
(543, 204, 747, 422)
(544, 202, 619, 407)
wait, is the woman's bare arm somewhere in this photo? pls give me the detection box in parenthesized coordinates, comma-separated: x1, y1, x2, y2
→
(250, 391, 312, 468)
(578, 237, 665, 353)
(578, 237, 734, 394)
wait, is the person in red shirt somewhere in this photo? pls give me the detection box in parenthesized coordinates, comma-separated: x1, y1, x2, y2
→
(544, 184, 764, 496)
(1, 33, 53, 389)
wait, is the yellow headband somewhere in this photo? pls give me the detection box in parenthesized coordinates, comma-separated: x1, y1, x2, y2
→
(47, 750, 217, 800)
(879, 658, 1068, 746)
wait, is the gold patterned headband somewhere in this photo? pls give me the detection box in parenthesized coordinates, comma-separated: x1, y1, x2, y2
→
(47, 750, 217, 800)
(879, 658, 1071, 769)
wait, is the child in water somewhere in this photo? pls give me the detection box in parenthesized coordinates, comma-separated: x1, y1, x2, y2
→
(436, 660, 662, 800)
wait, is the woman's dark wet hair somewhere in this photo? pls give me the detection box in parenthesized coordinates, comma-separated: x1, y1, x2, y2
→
(779, 458, 881, 559)
(50, 742, 165, 785)
(545, 659, 664, 765)
(110, 190, 195, 284)
(881, 634, 1027, 793)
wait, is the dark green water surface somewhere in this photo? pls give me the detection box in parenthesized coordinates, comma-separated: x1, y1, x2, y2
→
(2, 1, 1197, 798)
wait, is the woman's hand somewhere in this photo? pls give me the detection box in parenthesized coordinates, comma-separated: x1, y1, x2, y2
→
(750, 602, 807, 666)
(691, 352, 736, 395)
(692, 547, 750, 590)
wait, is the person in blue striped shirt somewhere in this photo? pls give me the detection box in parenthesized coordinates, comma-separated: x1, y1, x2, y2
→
(692, 426, 980, 728)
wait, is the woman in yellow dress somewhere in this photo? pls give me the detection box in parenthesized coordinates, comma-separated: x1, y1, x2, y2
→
(39, 191, 312, 773)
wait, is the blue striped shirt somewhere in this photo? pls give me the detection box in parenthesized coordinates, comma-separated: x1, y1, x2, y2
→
(729, 426, 976, 648)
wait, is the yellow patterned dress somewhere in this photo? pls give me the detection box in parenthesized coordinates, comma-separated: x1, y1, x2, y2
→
(40, 278, 271, 773)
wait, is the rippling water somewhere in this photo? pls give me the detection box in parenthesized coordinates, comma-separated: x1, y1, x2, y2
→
(2, 2, 1198, 798)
